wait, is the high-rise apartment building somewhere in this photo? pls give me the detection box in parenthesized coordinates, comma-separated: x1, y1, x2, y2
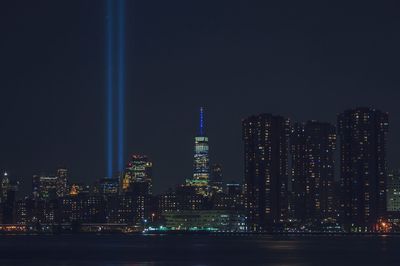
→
(387, 170, 400, 212)
(242, 114, 290, 231)
(290, 121, 336, 223)
(338, 107, 388, 231)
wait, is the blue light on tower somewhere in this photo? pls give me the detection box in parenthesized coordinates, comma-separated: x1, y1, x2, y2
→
(200, 107, 204, 136)
(186, 107, 210, 195)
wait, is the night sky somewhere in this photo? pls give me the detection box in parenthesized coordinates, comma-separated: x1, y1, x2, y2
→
(1, 0, 400, 194)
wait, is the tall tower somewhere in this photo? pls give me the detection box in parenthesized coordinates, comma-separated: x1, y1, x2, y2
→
(290, 121, 336, 224)
(186, 107, 210, 195)
(56, 168, 68, 198)
(338, 107, 388, 231)
(243, 114, 290, 231)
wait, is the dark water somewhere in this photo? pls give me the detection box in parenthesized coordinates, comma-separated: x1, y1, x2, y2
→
(0, 234, 398, 265)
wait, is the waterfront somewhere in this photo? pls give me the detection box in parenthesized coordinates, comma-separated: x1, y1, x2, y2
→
(0, 235, 398, 265)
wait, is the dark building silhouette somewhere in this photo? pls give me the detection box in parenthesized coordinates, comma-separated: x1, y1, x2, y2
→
(210, 164, 223, 193)
(212, 183, 244, 211)
(338, 108, 388, 231)
(175, 186, 207, 211)
(387, 169, 400, 213)
(56, 168, 68, 198)
(290, 121, 336, 224)
(159, 189, 178, 214)
(242, 114, 290, 231)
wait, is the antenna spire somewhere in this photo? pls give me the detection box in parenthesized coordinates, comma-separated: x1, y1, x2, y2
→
(200, 107, 205, 136)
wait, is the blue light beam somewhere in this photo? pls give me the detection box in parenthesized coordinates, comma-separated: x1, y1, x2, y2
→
(117, 0, 126, 172)
(106, 0, 114, 177)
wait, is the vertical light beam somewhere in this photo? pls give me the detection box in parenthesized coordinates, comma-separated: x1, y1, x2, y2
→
(117, 0, 126, 172)
(106, 0, 114, 177)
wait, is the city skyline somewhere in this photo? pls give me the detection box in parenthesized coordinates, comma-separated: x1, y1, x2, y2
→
(2, 1, 400, 265)
(1, 105, 398, 233)
(1, 106, 399, 196)
(1, 1, 400, 194)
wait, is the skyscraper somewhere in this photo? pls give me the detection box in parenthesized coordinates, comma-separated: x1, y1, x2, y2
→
(338, 107, 388, 231)
(56, 168, 68, 198)
(98, 177, 120, 195)
(242, 114, 290, 231)
(0, 172, 10, 200)
(387, 170, 400, 213)
(122, 154, 153, 195)
(186, 107, 210, 195)
(210, 163, 223, 193)
(33, 175, 60, 200)
(32, 169, 69, 200)
(0, 172, 18, 224)
(290, 121, 336, 224)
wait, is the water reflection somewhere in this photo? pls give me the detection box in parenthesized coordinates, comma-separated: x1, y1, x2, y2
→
(0, 235, 399, 266)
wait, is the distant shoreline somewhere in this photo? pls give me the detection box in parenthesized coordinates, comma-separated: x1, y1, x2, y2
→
(1, 231, 399, 237)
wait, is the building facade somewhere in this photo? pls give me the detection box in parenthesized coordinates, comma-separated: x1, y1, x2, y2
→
(122, 154, 153, 195)
(290, 121, 336, 224)
(210, 163, 223, 193)
(242, 114, 290, 231)
(186, 107, 210, 195)
(387, 170, 400, 212)
(338, 108, 388, 231)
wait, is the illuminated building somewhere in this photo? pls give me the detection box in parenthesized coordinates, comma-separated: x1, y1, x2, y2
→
(144, 195, 160, 224)
(15, 198, 37, 225)
(227, 182, 242, 195)
(210, 164, 223, 193)
(15, 199, 28, 225)
(387, 170, 400, 212)
(160, 210, 247, 232)
(105, 194, 146, 225)
(43, 200, 58, 224)
(56, 168, 68, 198)
(33, 175, 58, 200)
(338, 108, 388, 231)
(225, 183, 244, 210)
(290, 121, 336, 224)
(176, 186, 207, 211)
(186, 107, 210, 195)
(33, 171, 69, 200)
(98, 177, 119, 195)
(122, 154, 153, 195)
(1, 172, 10, 200)
(60, 195, 106, 224)
(159, 189, 178, 213)
(212, 183, 244, 211)
(60, 196, 82, 223)
(242, 114, 290, 231)
(0, 173, 18, 224)
(69, 183, 90, 196)
(82, 196, 106, 223)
